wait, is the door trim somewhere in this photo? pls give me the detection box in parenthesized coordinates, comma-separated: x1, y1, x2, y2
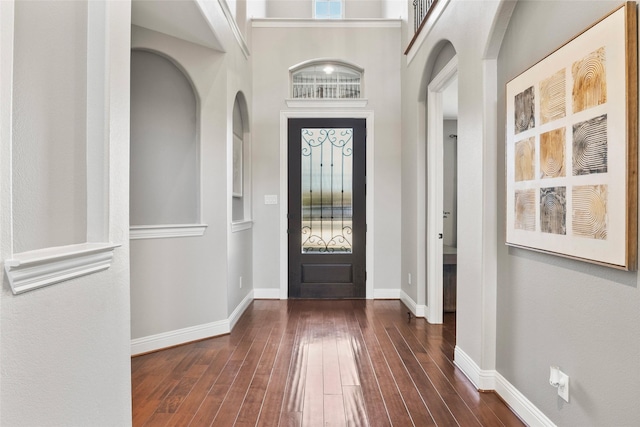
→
(424, 56, 457, 324)
(280, 111, 375, 299)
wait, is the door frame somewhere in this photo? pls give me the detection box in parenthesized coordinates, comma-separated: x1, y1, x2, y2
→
(280, 111, 375, 299)
(423, 56, 457, 324)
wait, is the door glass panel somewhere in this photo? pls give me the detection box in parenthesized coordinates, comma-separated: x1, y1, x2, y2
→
(301, 128, 353, 253)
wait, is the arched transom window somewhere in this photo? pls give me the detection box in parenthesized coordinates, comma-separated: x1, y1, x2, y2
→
(290, 60, 363, 99)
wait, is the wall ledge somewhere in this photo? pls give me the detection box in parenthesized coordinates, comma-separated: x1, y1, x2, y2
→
(252, 18, 402, 28)
(4, 242, 120, 295)
(454, 346, 556, 427)
(130, 224, 208, 240)
(285, 98, 368, 108)
(231, 220, 253, 233)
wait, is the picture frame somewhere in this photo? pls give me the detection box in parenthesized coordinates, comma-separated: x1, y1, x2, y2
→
(232, 134, 243, 198)
(505, 2, 638, 270)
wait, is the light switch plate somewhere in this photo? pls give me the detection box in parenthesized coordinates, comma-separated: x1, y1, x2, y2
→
(264, 195, 278, 205)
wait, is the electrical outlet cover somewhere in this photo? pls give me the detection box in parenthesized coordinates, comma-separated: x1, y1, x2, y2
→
(558, 372, 569, 402)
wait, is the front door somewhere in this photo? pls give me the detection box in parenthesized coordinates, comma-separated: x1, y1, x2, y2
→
(288, 118, 366, 298)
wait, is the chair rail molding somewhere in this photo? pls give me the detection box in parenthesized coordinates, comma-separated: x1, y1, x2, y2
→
(4, 243, 120, 295)
(130, 224, 208, 240)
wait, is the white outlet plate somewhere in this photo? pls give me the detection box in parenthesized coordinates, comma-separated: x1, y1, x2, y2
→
(408, 273, 412, 285)
(558, 372, 569, 402)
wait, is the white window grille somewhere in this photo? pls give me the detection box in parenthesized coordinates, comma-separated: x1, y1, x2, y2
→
(291, 60, 363, 99)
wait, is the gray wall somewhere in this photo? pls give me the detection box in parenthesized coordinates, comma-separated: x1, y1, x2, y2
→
(130, 22, 254, 344)
(443, 120, 457, 247)
(497, 1, 640, 425)
(251, 22, 402, 296)
(130, 50, 199, 226)
(229, 92, 253, 316)
(400, 1, 505, 366)
(12, 0, 87, 253)
(130, 27, 230, 341)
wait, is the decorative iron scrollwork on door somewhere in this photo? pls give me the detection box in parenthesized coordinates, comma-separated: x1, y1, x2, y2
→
(301, 128, 353, 253)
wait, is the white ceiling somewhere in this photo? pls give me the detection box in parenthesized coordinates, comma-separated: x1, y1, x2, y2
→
(131, 0, 225, 52)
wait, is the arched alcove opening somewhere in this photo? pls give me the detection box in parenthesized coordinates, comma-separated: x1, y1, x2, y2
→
(130, 49, 200, 228)
(232, 91, 251, 222)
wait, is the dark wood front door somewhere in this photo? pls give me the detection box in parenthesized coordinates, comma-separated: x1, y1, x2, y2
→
(288, 118, 366, 298)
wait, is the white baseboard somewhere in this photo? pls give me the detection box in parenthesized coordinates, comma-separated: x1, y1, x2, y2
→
(400, 289, 426, 317)
(454, 346, 555, 427)
(253, 288, 281, 299)
(453, 346, 496, 390)
(229, 291, 254, 330)
(494, 371, 556, 427)
(131, 291, 255, 356)
(373, 288, 401, 299)
(131, 319, 229, 356)
(256, 287, 407, 300)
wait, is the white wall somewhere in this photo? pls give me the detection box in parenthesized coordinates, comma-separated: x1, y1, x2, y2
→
(383, 0, 406, 19)
(11, 0, 88, 253)
(344, 0, 382, 18)
(496, 1, 640, 424)
(251, 21, 402, 297)
(443, 120, 457, 247)
(266, 0, 312, 18)
(0, 1, 133, 425)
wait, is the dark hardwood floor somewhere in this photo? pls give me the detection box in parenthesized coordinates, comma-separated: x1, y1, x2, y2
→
(132, 300, 524, 426)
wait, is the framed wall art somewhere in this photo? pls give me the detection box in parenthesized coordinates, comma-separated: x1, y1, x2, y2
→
(505, 2, 638, 270)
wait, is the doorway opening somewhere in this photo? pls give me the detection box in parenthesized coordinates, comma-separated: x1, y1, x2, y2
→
(279, 111, 375, 300)
(426, 55, 457, 324)
(287, 118, 367, 298)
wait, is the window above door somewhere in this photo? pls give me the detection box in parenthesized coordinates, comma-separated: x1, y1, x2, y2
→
(290, 59, 363, 100)
(314, 0, 343, 19)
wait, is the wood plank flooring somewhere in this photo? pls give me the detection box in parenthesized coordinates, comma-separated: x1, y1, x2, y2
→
(132, 300, 525, 426)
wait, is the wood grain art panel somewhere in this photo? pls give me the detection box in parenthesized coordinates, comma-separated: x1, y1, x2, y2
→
(540, 69, 566, 124)
(573, 114, 608, 176)
(540, 127, 566, 178)
(132, 300, 525, 426)
(514, 137, 535, 182)
(572, 47, 607, 113)
(540, 187, 567, 235)
(514, 86, 535, 133)
(573, 184, 608, 240)
(514, 189, 536, 231)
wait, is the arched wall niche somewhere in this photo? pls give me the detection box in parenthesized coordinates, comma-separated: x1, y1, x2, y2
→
(232, 91, 251, 222)
(131, 47, 201, 104)
(130, 48, 202, 229)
